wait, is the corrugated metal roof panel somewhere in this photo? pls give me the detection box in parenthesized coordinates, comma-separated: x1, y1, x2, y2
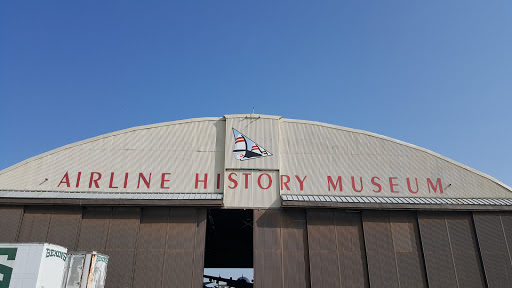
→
(503, 199, 512, 205)
(480, 199, 493, 205)
(0, 190, 223, 201)
(281, 194, 512, 208)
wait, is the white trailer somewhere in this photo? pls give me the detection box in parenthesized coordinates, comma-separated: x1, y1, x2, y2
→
(0, 243, 68, 288)
(62, 252, 108, 288)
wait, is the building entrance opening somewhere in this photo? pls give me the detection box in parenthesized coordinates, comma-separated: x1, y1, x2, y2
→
(204, 209, 254, 287)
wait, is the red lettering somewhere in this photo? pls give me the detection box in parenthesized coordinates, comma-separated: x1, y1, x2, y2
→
(243, 173, 251, 189)
(407, 178, 419, 193)
(327, 176, 342, 192)
(228, 173, 238, 189)
(89, 172, 102, 188)
(138, 173, 151, 188)
(161, 173, 171, 189)
(258, 173, 272, 189)
(195, 173, 207, 189)
(123, 173, 128, 188)
(371, 177, 382, 192)
(281, 175, 291, 190)
(216, 173, 221, 190)
(427, 178, 443, 194)
(76, 172, 81, 188)
(389, 177, 399, 193)
(351, 176, 363, 192)
(109, 172, 118, 188)
(295, 175, 307, 191)
(58, 172, 70, 187)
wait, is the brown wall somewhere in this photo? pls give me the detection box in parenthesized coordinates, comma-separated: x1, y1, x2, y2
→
(306, 209, 369, 288)
(0, 205, 206, 288)
(363, 211, 426, 288)
(418, 212, 486, 288)
(2, 205, 512, 288)
(473, 212, 512, 288)
(254, 209, 310, 288)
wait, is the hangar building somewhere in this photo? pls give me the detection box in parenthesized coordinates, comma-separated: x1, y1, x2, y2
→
(1, 114, 511, 288)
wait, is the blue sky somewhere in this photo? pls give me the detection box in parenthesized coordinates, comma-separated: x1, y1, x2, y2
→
(1, 1, 511, 187)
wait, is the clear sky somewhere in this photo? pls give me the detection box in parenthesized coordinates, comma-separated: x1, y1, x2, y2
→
(1, 1, 511, 187)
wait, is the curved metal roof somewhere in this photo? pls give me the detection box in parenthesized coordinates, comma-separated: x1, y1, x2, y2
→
(0, 114, 510, 208)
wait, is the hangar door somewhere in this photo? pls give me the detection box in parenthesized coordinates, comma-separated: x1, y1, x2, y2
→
(0, 205, 207, 288)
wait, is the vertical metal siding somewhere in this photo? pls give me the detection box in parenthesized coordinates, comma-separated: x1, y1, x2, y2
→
(279, 120, 512, 199)
(18, 206, 53, 242)
(224, 170, 280, 208)
(418, 212, 485, 288)
(473, 212, 512, 288)
(334, 210, 369, 288)
(162, 208, 206, 288)
(281, 209, 310, 288)
(501, 213, 512, 270)
(445, 212, 486, 288)
(362, 211, 400, 288)
(105, 207, 141, 288)
(77, 207, 112, 252)
(0, 206, 23, 242)
(132, 207, 169, 288)
(306, 209, 341, 288)
(0, 205, 207, 288)
(418, 212, 458, 288)
(389, 212, 427, 288)
(254, 209, 310, 288)
(46, 206, 82, 250)
(254, 210, 283, 288)
(224, 116, 281, 170)
(192, 208, 207, 288)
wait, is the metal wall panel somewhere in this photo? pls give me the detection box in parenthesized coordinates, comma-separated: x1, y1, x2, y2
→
(46, 206, 82, 250)
(192, 208, 207, 288)
(279, 119, 512, 199)
(334, 210, 368, 288)
(445, 213, 486, 288)
(132, 207, 169, 288)
(224, 115, 281, 209)
(106, 250, 137, 288)
(2, 115, 512, 206)
(281, 210, 309, 288)
(77, 207, 112, 252)
(306, 209, 341, 288)
(105, 207, 141, 288)
(0, 206, 23, 242)
(0, 118, 224, 194)
(162, 208, 206, 288)
(3, 205, 206, 288)
(389, 212, 426, 287)
(418, 212, 485, 288)
(473, 212, 512, 288)
(18, 206, 52, 242)
(417, 212, 458, 288)
(254, 210, 283, 288)
(254, 209, 310, 288)
(224, 170, 280, 208)
(501, 213, 512, 268)
(224, 115, 281, 170)
(362, 211, 400, 288)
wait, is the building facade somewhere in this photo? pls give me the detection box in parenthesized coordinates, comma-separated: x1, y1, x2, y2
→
(0, 114, 511, 288)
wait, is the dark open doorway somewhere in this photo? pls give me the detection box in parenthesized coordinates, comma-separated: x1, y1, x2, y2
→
(204, 209, 253, 268)
(204, 209, 253, 287)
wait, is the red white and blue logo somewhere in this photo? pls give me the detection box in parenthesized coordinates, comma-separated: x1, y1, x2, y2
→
(232, 128, 272, 161)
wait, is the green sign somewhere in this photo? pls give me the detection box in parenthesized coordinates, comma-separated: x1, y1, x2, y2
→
(96, 255, 108, 265)
(0, 248, 18, 288)
(45, 248, 67, 262)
